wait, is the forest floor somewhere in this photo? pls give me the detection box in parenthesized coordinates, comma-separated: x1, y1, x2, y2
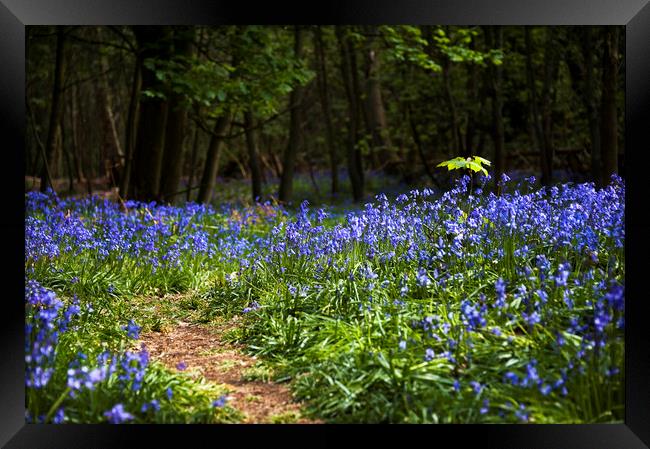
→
(132, 293, 321, 424)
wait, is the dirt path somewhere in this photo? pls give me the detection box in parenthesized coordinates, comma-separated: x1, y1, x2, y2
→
(138, 320, 321, 424)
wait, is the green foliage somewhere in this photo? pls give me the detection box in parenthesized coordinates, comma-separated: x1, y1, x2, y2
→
(140, 26, 314, 118)
(380, 26, 441, 72)
(437, 156, 492, 176)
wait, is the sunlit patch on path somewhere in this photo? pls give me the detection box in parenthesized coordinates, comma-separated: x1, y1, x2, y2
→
(138, 321, 321, 424)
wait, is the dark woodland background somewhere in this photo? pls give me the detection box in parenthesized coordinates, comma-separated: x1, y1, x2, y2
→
(25, 25, 625, 205)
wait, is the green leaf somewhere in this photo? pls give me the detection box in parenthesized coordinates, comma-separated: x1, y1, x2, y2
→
(473, 156, 492, 166)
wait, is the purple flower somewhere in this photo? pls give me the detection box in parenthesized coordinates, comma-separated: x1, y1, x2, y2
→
(539, 384, 552, 396)
(176, 361, 187, 371)
(494, 278, 507, 308)
(53, 408, 65, 424)
(104, 404, 134, 424)
(141, 399, 160, 413)
(416, 268, 431, 288)
(212, 395, 228, 408)
(123, 320, 140, 340)
(503, 371, 519, 386)
(515, 404, 529, 422)
(424, 348, 435, 361)
(243, 301, 261, 313)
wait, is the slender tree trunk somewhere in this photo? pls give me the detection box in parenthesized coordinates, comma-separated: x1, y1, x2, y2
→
(349, 36, 366, 190)
(61, 120, 75, 192)
(27, 100, 52, 190)
(579, 27, 603, 187)
(486, 26, 506, 190)
(540, 27, 559, 185)
(600, 26, 619, 184)
(440, 55, 464, 157)
(406, 103, 437, 185)
(160, 27, 194, 203)
(41, 26, 67, 192)
(314, 26, 339, 196)
(336, 26, 364, 202)
(197, 113, 232, 204)
(68, 87, 83, 184)
(278, 26, 306, 204)
(187, 117, 200, 202)
(120, 47, 142, 198)
(464, 41, 480, 158)
(364, 26, 394, 173)
(131, 26, 171, 201)
(96, 27, 124, 187)
(243, 110, 263, 202)
(524, 27, 550, 185)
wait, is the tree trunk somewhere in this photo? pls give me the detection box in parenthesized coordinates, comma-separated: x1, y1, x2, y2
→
(40, 26, 67, 192)
(363, 26, 393, 171)
(580, 27, 603, 187)
(540, 26, 560, 185)
(336, 26, 364, 203)
(119, 51, 141, 198)
(160, 27, 195, 203)
(524, 27, 550, 185)
(442, 61, 463, 158)
(186, 117, 200, 202)
(313, 26, 339, 196)
(68, 86, 84, 184)
(464, 41, 480, 158)
(61, 119, 75, 192)
(96, 27, 124, 187)
(131, 26, 171, 201)
(486, 26, 506, 190)
(159, 93, 188, 203)
(278, 26, 306, 204)
(197, 113, 232, 204)
(406, 103, 437, 186)
(600, 26, 619, 184)
(243, 110, 264, 203)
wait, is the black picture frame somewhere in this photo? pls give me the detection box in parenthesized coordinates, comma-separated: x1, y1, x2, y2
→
(2, 1, 649, 447)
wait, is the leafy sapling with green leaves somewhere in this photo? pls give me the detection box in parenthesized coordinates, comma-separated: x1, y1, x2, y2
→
(437, 156, 491, 197)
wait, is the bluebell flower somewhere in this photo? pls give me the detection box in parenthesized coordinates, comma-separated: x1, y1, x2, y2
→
(212, 395, 228, 408)
(503, 371, 519, 386)
(515, 404, 529, 422)
(104, 404, 134, 424)
(243, 301, 261, 313)
(494, 278, 507, 309)
(53, 408, 65, 424)
(416, 268, 431, 288)
(141, 399, 160, 413)
(123, 320, 140, 340)
(480, 399, 489, 414)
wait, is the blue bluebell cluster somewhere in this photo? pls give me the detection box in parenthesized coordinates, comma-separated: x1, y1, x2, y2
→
(25, 280, 159, 423)
(25, 173, 625, 423)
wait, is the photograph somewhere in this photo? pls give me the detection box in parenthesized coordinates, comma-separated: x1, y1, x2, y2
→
(23, 24, 627, 426)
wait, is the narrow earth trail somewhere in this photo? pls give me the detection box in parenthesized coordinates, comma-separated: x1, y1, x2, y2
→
(138, 320, 321, 424)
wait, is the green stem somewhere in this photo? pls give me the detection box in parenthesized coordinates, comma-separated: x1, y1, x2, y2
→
(45, 387, 71, 423)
